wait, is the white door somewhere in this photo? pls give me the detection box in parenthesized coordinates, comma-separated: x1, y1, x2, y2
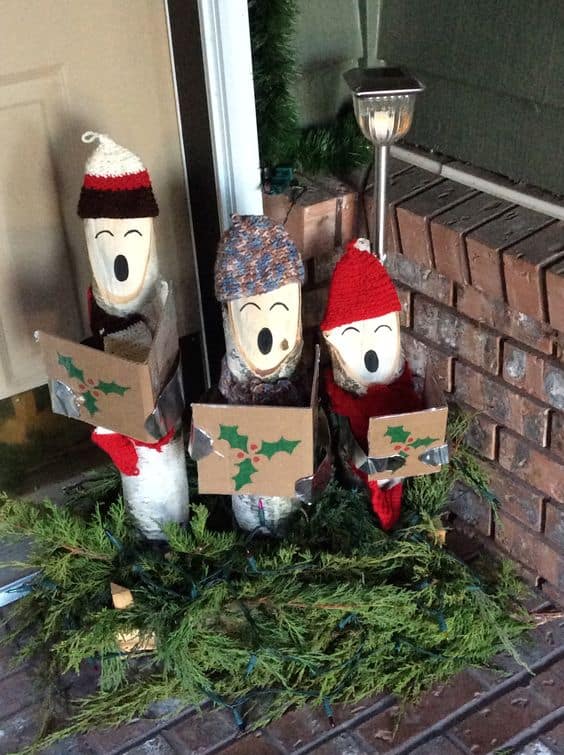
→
(0, 0, 198, 399)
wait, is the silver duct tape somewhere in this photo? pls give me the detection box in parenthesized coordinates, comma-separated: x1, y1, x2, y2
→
(419, 444, 449, 466)
(51, 379, 82, 419)
(188, 424, 216, 461)
(294, 475, 313, 501)
(359, 454, 405, 475)
(295, 408, 333, 501)
(295, 455, 333, 502)
(0, 572, 39, 608)
(341, 417, 400, 473)
(144, 358, 185, 440)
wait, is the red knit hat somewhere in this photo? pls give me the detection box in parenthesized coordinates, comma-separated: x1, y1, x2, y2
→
(77, 131, 159, 219)
(320, 239, 400, 331)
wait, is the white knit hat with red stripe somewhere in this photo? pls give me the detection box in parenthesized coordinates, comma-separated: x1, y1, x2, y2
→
(77, 131, 159, 219)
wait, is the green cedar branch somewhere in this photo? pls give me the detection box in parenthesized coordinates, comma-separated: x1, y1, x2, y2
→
(0, 412, 530, 754)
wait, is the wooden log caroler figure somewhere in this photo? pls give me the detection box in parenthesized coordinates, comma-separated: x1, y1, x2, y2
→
(215, 214, 306, 534)
(321, 238, 421, 530)
(77, 132, 189, 539)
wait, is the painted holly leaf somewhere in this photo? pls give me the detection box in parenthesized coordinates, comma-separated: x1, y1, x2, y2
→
(384, 425, 410, 444)
(233, 458, 258, 490)
(410, 436, 438, 449)
(95, 380, 130, 396)
(218, 424, 248, 453)
(82, 390, 99, 415)
(257, 437, 301, 459)
(57, 353, 85, 382)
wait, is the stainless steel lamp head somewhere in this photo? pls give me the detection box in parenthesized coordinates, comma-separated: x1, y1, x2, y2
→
(344, 66, 424, 146)
(344, 67, 424, 261)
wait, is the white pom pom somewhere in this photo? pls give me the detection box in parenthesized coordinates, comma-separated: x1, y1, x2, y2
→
(354, 238, 371, 252)
(81, 131, 102, 144)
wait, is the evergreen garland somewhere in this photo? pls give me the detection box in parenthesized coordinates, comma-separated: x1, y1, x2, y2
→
(249, 0, 300, 169)
(249, 0, 372, 174)
(0, 414, 529, 753)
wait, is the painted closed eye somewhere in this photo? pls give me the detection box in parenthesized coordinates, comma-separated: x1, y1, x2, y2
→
(240, 302, 261, 312)
(342, 326, 360, 335)
(269, 302, 289, 311)
(375, 324, 393, 333)
(124, 229, 142, 237)
(94, 229, 114, 238)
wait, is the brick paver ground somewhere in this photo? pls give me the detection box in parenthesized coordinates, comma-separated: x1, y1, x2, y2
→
(0, 601, 563, 754)
(1, 483, 563, 755)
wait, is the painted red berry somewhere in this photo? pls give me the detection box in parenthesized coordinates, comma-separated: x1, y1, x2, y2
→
(78, 384, 86, 391)
(250, 443, 258, 450)
(87, 378, 95, 385)
(93, 390, 100, 397)
(408, 436, 414, 443)
(253, 456, 260, 462)
(394, 445, 402, 451)
(237, 452, 245, 459)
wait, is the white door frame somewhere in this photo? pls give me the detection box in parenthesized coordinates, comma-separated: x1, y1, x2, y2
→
(197, 0, 263, 230)
(165, 0, 263, 388)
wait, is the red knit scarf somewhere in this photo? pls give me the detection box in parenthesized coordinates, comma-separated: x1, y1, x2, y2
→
(324, 363, 421, 452)
(92, 427, 176, 476)
(324, 363, 421, 530)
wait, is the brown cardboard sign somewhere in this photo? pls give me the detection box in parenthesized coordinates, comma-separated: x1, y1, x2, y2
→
(366, 370, 448, 481)
(192, 348, 319, 497)
(35, 290, 178, 443)
(110, 582, 156, 653)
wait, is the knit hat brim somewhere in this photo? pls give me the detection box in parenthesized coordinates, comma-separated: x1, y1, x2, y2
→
(78, 187, 159, 218)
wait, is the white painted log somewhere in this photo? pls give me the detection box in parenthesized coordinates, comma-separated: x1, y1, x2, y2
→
(227, 282, 302, 378)
(84, 216, 158, 315)
(232, 494, 301, 536)
(221, 274, 305, 534)
(120, 431, 189, 540)
(323, 311, 402, 390)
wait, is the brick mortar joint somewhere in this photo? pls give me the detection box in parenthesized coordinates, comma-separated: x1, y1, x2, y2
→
(496, 508, 560, 548)
(412, 289, 505, 341)
(479, 455, 554, 506)
(454, 356, 554, 411)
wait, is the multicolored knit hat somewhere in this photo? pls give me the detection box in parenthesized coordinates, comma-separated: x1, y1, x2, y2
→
(215, 214, 304, 302)
(77, 131, 159, 219)
(320, 238, 400, 331)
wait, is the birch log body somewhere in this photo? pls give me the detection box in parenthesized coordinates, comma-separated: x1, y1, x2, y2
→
(90, 281, 189, 540)
(120, 432, 189, 540)
(231, 494, 301, 536)
(213, 215, 307, 537)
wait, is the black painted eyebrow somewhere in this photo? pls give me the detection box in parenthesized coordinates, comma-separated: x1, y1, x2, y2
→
(94, 229, 114, 238)
(375, 324, 393, 333)
(240, 302, 261, 312)
(342, 326, 360, 335)
(124, 229, 142, 237)
(270, 302, 289, 311)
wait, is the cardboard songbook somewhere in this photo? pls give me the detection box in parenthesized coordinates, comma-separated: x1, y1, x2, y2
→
(365, 370, 448, 481)
(35, 290, 179, 443)
(191, 351, 320, 498)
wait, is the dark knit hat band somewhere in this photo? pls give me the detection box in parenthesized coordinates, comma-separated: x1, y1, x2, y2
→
(77, 187, 159, 219)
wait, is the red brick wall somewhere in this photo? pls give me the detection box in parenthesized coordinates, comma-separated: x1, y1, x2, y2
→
(265, 159, 564, 603)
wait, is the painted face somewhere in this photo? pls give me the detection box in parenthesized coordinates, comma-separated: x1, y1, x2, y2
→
(323, 311, 402, 387)
(227, 282, 302, 377)
(84, 217, 153, 305)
